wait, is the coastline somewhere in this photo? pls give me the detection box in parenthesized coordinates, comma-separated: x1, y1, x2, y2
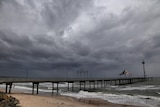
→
(8, 93, 141, 107)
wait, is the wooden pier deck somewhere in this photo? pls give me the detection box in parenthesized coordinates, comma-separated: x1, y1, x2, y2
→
(0, 77, 152, 94)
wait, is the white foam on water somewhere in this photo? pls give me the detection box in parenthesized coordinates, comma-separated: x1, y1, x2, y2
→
(108, 85, 119, 88)
(0, 84, 6, 88)
(0, 83, 52, 93)
(14, 85, 55, 93)
(11, 83, 66, 92)
(13, 83, 32, 85)
(157, 92, 160, 95)
(40, 82, 68, 88)
(117, 85, 160, 91)
(61, 90, 160, 107)
(14, 86, 32, 90)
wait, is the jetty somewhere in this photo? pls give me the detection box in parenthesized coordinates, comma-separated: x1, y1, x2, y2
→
(0, 77, 152, 95)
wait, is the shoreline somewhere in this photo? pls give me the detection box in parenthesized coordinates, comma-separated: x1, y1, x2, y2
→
(8, 93, 141, 107)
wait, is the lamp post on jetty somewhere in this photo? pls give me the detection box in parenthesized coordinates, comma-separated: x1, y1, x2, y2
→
(77, 69, 88, 80)
(142, 60, 146, 78)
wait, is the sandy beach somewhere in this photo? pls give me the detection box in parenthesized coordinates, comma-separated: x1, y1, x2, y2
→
(8, 93, 140, 107)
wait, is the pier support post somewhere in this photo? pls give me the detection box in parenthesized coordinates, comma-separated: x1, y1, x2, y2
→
(9, 82, 12, 94)
(32, 83, 34, 94)
(114, 80, 116, 85)
(52, 82, 54, 95)
(88, 81, 91, 90)
(80, 81, 82, 90)
(103, 81, 105, 88)
(5, 83, 8, 93)
(97, 81, 99, 89)
(72, 82, 74, 91)
(90, 81, 92, 89)
(101, 81, 103, 88)
(32, 82, 39, 95)
(129, 79, 132, 84)
(36, 82, 39, 94)
(68, 82, 69, 91)
(56, 82, 59, 94)
(118, 80, 120, 85)
(5, 82, 12, 94)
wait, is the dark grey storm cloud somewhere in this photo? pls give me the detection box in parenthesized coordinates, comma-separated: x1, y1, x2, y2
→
(0, 0, 160, 78)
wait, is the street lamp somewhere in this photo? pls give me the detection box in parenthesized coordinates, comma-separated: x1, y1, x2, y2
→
(142, 60, 146, 78)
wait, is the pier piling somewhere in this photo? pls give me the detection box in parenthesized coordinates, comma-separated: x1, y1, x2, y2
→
(32, 82, 39, 95)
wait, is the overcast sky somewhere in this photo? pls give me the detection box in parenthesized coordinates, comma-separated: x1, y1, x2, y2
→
(0, 0, 160, 78)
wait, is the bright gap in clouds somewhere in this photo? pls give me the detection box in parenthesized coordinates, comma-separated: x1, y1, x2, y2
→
(94, 0, 144, 15)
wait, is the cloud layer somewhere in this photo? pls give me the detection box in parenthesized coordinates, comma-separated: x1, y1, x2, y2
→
(0, 0, 160, 78)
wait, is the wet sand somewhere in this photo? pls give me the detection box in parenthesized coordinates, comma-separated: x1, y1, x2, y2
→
(9, 93, 141, 107)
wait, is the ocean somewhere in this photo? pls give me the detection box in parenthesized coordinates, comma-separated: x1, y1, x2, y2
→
(0, 77, 160, 107)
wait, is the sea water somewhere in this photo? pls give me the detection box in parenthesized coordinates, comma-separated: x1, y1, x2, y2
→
(0, 77, 160, 107)
(61, 78, 160, 107)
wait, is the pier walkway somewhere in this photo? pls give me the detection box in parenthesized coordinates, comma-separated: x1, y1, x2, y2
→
(0, 77, 152, 95)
